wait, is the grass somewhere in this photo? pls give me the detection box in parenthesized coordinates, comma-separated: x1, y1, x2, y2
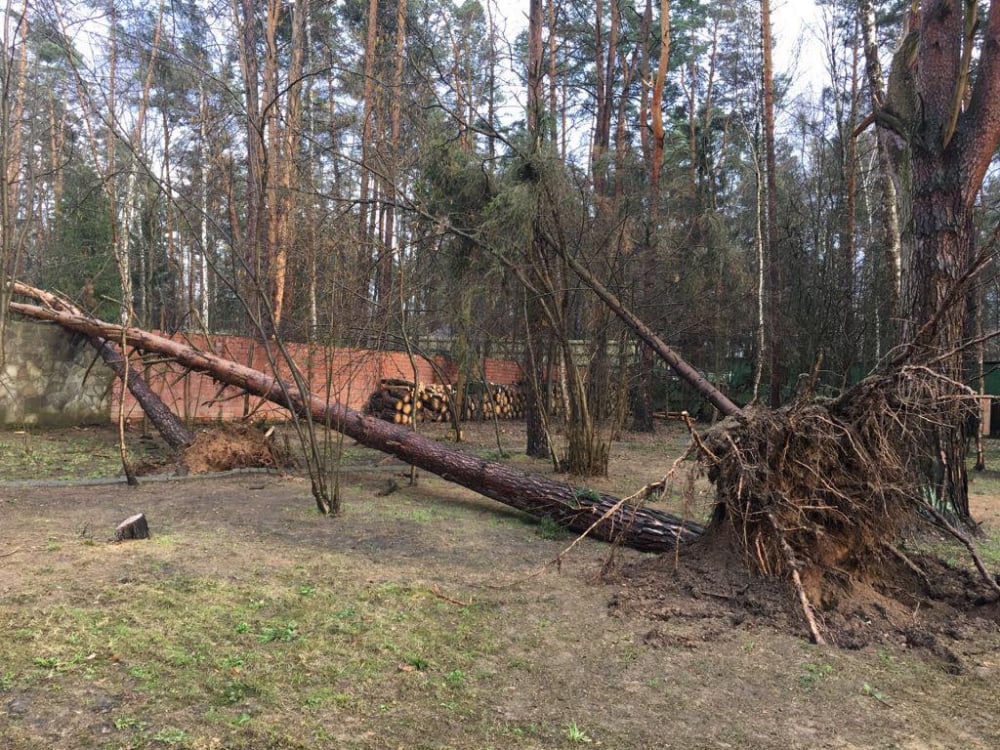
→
(0, 542, 504, 749)
(3, 425, 1000, 749)
(0, 428, 171, 481)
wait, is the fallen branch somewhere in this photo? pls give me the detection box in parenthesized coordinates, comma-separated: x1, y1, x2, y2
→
(914, 495, 1000, 598)
(429, 584, 471, 607)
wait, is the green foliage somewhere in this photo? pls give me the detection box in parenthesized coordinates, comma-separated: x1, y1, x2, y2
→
(258, 622, 299, 643)
(862, 682, 887, 703)
(43, 158, 116, 317)
(535, 515, 568, 540)
(565, 721, 593, 743)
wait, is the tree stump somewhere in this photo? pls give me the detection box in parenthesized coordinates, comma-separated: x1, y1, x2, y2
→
(114, 513, 150, 542)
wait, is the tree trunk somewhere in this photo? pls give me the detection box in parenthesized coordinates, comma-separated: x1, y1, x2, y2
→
(857, 0, 903, 332)
(9, 298, 704, 553)
(896, 0, 1000, 524)
(761, 0, 782, 408)
(13, 282, 194, 449)
(95, 339, 195, 450)
(633, 0, 671, 433)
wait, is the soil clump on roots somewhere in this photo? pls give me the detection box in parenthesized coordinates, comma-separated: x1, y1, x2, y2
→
(180, 423, 291, 474)
(612, 365, 1000, 652)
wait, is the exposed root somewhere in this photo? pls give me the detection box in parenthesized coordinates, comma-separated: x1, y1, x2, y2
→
(182, 424, 292, 474)
(693, 364, 998, 628)
(767, 512, 826, 644)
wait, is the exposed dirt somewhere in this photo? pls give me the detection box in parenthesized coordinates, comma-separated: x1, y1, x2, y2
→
(609, 528, 1000, 662)
(1, 421, 999, 749)
(180, 423, 291, 475)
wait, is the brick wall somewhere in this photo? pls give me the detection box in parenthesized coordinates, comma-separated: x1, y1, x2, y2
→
(112, 332, 523, 424)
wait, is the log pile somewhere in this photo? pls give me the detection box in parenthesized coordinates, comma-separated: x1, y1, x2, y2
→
(366, 379, 526, 424)
(460, 381, 526, 421)
(366, 379, 423, 425)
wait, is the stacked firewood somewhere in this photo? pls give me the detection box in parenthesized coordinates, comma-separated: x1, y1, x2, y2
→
(460, 382, 526, 421)
(419, 384, 455, 423)
(366, 379, 423, 425)
(366, 379, 526, 424)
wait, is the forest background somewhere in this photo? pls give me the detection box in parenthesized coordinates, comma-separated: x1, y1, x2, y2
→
(1, 0, 999, 476)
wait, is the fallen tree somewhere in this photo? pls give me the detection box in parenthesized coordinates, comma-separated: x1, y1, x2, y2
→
(12, 286, 999, 645)
(8, 297, 702, 553)
(12, 282, 194, 450)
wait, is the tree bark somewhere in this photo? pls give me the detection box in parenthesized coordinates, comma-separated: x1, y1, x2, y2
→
(857, 0, 903, 328)
(9, 298, 703, 553)
(900, 0, 1000, 523)
(761, 0, 782, 408)
(13, 282, 194, 449)
(632, 0, 671, 433)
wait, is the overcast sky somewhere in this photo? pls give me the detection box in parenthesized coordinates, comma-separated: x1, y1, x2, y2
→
(487, 0, 827, 97)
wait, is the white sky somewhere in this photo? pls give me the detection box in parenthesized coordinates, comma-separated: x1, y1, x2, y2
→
(489, 0, 827, 97)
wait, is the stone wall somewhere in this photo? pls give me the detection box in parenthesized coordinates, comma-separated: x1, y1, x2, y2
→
(0, 320, 114, 427)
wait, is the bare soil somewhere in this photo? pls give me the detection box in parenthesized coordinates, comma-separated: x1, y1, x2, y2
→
(1, 421, 998, 749)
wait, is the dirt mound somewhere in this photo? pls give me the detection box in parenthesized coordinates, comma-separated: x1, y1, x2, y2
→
(181, 424, 291, 474)
(607, 528, 1000, 666)
(663, 364, 1000, 645)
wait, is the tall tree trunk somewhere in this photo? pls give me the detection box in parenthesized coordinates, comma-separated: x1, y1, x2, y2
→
(899, 0, 1000, 523)
(632, 0, 670, 433)
(358, 0, 382, 327)
(761, 0, 782, 408)
(0, 0, 28, 358)
(524, 0, 551, 460)
(233, 0, 268, 336)
(858, 0, 903, 335)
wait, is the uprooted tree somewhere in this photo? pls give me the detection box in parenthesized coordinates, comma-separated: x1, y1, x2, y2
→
(8, 291, 703, 553)
(10, 278, 1000, 646)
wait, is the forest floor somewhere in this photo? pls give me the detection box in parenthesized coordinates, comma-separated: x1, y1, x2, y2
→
(1, 420, 999, 749)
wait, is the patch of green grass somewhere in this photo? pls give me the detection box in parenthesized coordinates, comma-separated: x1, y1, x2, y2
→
(151, 727, 190, 744)
(1, 559, 502, 747)
(403, 655, 429, 670)
(113, 716, 145, 731)
(566, 721, 593, 743)
(0, 429, 173, 481)
(535, 515, 569, 540)
(258, 622, 299, 643)
(974, 533, 1000, 567)
(303, 687, 355, 709)
(444, 668, 466, 688)
(861, 682, 888, 703)
(402, 507, 435, 523)
(799, 662, 834, 689)
(218, 678, 260, 706)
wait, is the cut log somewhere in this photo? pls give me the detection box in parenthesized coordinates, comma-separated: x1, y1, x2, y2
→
(9, 297, 703, 552)
(114, 513, 150, 541)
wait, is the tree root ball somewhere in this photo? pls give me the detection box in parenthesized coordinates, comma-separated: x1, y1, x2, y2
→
(181, 424, 292, 474)
(692, 365, 996, 637)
